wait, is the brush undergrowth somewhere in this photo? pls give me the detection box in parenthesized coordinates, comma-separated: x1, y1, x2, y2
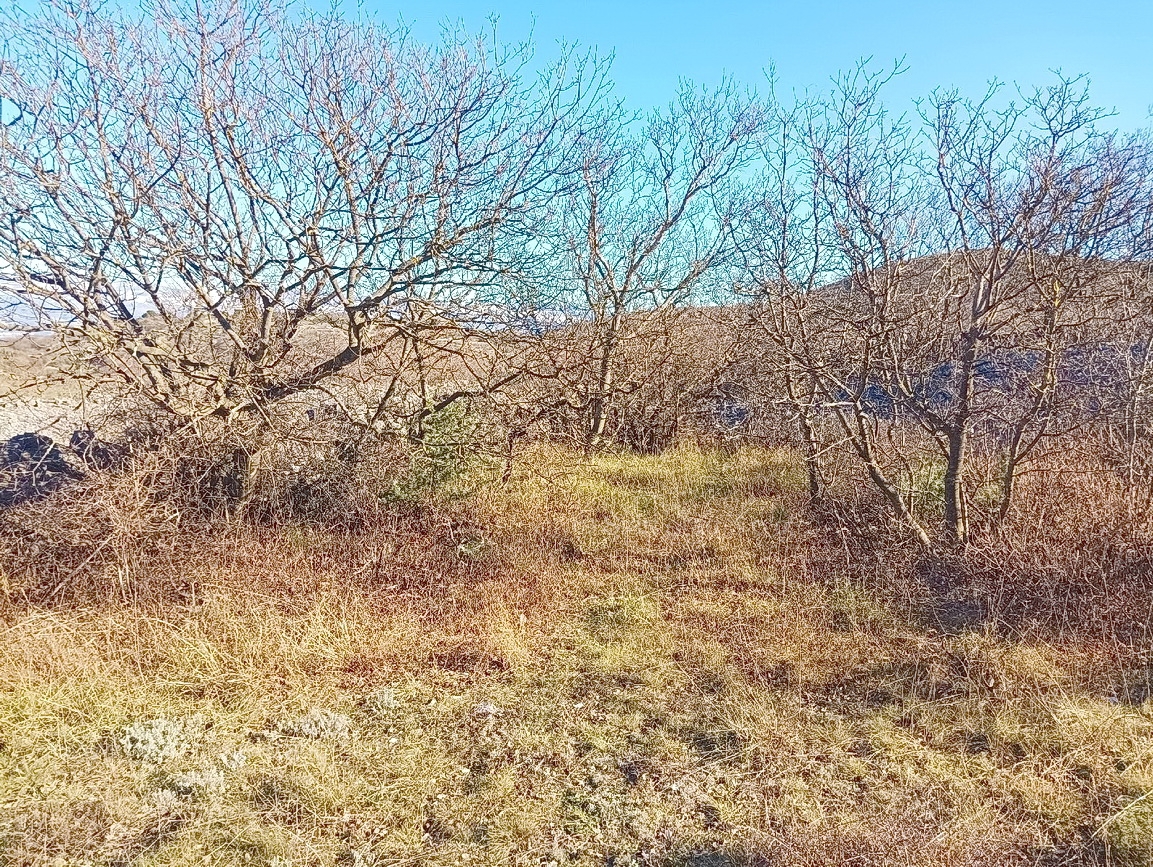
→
(0, 444, 1150, 866)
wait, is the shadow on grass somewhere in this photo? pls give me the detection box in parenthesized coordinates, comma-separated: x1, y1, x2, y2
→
(655, 850, 773, 867)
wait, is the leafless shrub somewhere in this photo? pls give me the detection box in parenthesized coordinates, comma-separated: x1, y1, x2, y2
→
(0, 456, 183, 603)
(0, 0, 612, 484)
(537, 79, 762, 447)
(743, 63, 1153, 549)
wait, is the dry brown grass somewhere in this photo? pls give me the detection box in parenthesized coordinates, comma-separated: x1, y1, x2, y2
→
(0, 443, 1151, 866)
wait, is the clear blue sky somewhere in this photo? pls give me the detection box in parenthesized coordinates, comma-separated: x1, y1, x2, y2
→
(363, 0, 1152, 129)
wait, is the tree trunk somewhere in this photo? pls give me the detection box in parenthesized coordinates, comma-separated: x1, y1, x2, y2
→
(588, 308, 623, 447)
(943, 428, 969, 547)
(944, 326, 979, 547)
(842, 406, 934, 550)
(798, 406, 824, 505)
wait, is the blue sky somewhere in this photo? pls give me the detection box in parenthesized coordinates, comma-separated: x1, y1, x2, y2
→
(365, 0, 1152, 128)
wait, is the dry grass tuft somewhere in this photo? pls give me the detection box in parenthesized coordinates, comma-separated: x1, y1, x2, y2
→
(0, 443, 1150, 865)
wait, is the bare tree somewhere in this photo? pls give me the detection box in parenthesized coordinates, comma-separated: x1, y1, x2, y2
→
(547, 80, 761, 447)
(909, 77, 1153, 540)
(0, 0, 610, 460)
(794, 62, 938, 547)
(739, 80, 845, 504)
(745, 66, 1153, 548)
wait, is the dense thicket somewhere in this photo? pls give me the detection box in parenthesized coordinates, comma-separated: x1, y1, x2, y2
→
(2, 0, 1153, 549)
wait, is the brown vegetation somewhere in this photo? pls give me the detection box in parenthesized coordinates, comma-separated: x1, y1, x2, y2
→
(1, 446, 1152, 866)
(1, 1, 1152, 864)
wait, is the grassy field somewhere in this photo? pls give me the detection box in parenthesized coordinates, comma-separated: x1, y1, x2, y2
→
(1, 445, 1151, 866)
